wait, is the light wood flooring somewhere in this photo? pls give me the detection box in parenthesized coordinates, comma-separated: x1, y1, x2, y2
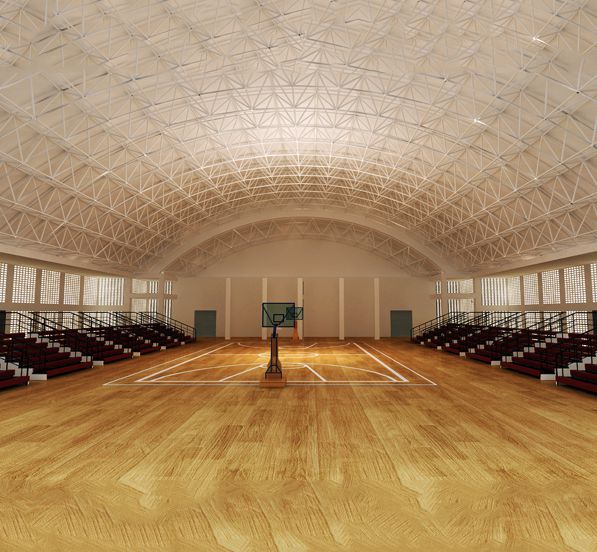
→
(0, 339, 595, 551)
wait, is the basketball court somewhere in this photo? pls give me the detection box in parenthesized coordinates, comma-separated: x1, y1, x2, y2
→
(104, 340, 437, 387)
(0, 2, 595, 550)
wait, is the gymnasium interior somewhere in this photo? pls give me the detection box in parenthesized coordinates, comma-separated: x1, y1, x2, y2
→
(0, 1, 596, 550)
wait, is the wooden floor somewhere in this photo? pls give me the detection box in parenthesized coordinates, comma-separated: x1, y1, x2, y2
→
(0, 339, 595, 551)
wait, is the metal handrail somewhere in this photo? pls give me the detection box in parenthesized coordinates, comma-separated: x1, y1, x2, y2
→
(136, 311, 195, 339)
(0, 334, 34, 378)
(411, 312, 468, 339)
(555, 326, 596, 379)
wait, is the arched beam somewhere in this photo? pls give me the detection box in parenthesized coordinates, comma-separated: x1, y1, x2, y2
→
(148, 207, 459, 276)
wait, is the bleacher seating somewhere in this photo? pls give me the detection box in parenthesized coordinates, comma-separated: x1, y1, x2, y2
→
(1, 332, 92, 379)
(412, 311, 597, 394)
(0, 369, 29, 390)
(0, 311, 196, 385)
(0, 336, 30, 390)
(554, 330, 597, 394)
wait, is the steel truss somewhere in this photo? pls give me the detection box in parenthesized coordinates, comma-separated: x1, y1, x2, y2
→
(0, 0, 594, 275)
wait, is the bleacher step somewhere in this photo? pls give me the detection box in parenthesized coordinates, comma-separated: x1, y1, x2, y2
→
(556, 376, 597, 394)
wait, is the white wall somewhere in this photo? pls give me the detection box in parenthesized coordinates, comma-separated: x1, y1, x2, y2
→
(198, 239, 409, 277)
(345, 278, 375, 337)
(173, 277, 226, 336)
(380, 277, 436, 336)
(174, 275, 434, 338)
(304, 278, 339, 337)
(230, 278, 262, 337)
(171, 239, 436, 338)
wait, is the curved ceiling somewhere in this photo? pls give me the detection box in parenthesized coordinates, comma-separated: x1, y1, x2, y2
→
(0, 1, 595, 275)
(163, 216, 441, 276)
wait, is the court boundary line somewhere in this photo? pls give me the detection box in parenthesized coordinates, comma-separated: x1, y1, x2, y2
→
(353, 343, 408, 382)
(137, 343, 233, 382)
(360, 342, 438, 386)
(140, 361, 400, 384)
(104, 341, 437, 388)
(103, 381, 438, 387)
(103, 343, 229, 386)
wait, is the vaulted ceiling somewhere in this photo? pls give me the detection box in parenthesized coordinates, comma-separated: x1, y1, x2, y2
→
(0, 0, 595, 276)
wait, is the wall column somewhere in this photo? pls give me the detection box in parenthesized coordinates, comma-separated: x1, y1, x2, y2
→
(157, 276, 165, 315)
(584, 264, 593, 304)
(297, 277, 304, 339)
(440, 271, 448, 316)
(225, 277, 231, 340)
(261, 277, 268, 340)
(34, 268, 42, 305)
(374, 277, 380, 340)
(339, 277, 345, 340)
(5, 263, 14, 308)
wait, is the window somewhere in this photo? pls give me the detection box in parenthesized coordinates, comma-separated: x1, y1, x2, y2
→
(448, 298, 474, 313)
(40, 269, 60, 305)
(565, 311, 589, 333)
(12, 266, 36, 303)
(164, 280, 173, 295)
(148, 280, 159, 294)
(564, 266, 586, 304)
(63, 274, 81, 306)
(523, 274, 539, 305)
(85, 276, 124, 306)
(524, 311, 542, 328)
(98, 277, 124, 306)
(164, 298, 172, 318)
(147, 298, 158, 313)
(435, 281, 441, 295)
(447, 279, 473, 294)
(481, 278, 508, 306)
(132, 279, 147, 294)
(506, 276, 521, 306)
(9, 310, 29, 333)
(435, 298, 442, 318)
(83, 276, 98, 306)
(592, 264, 597, 302)
(0, 263, 7, 302)
(131, 298, 147, 312)
(541, 270, 560, 304)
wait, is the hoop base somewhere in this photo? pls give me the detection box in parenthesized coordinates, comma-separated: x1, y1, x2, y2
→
(259, 373, 287, 388)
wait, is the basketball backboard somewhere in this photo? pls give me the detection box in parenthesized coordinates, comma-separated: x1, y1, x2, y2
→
(262, 302, 296, 328)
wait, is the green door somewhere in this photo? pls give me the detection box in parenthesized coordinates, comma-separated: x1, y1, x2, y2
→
(194, 310, 217, 337)
(391, 310, 412, 337)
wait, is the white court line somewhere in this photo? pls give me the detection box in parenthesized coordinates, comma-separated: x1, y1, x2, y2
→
(137, 343, 233, 382)
(104, 381, 437, 387)
(361, 343, 438, 386)
(219, 365, 264, 381)
(236, 342, 318, 350)
(353, 343, 408, 382)
(234, 342, 355, 351)
(103, 343, 225, 386)
(158, 362, 398, 384)
(305, 364, 327, 382)
(148, 363, 257, 382)
(258, 352, 320, 358)
(308, 363, 397, 382)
